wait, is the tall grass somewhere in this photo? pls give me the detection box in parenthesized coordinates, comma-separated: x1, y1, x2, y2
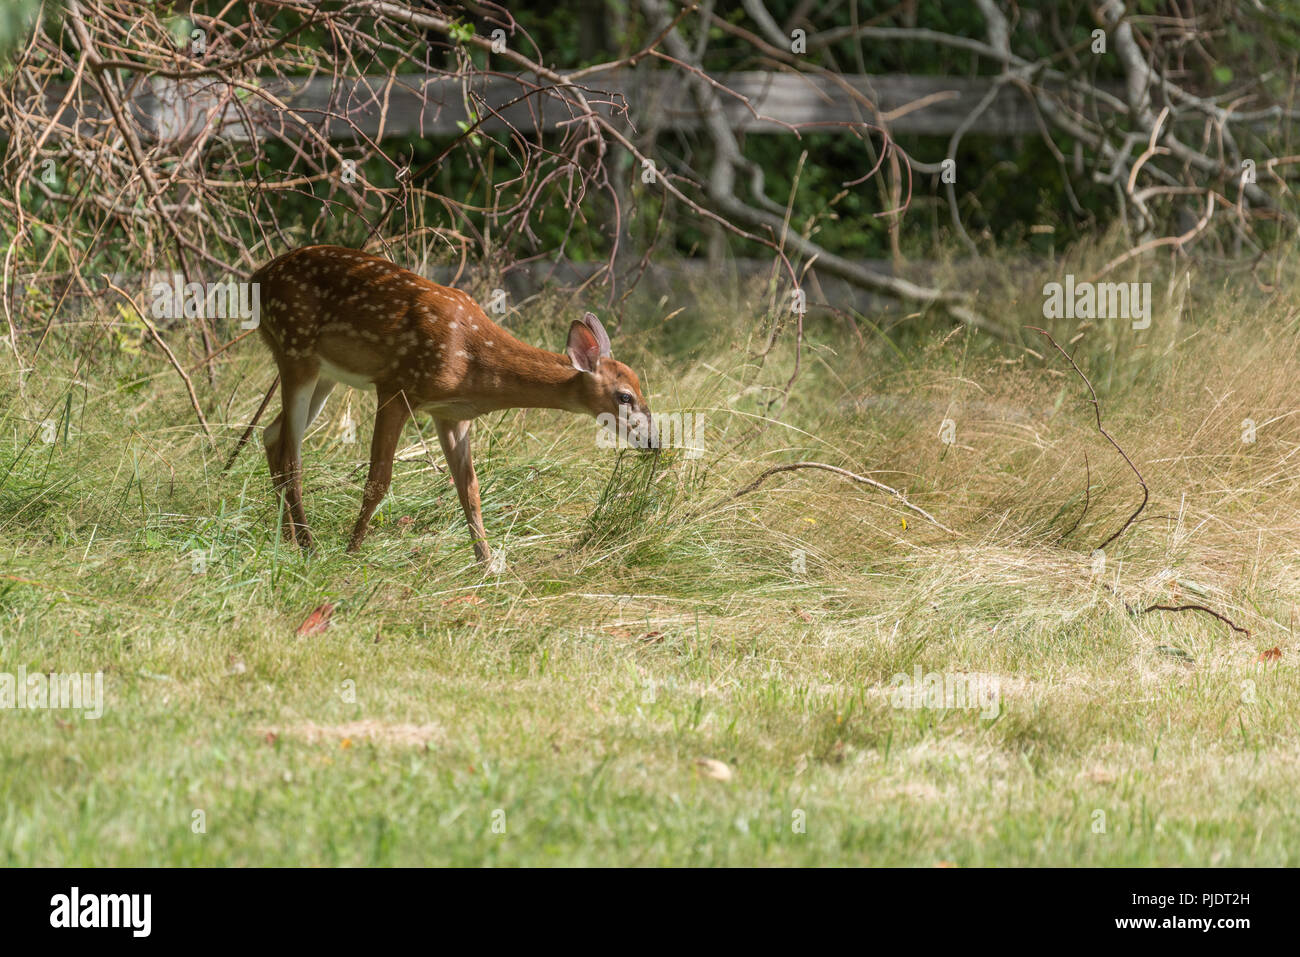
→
(1, 252, 1298, 865)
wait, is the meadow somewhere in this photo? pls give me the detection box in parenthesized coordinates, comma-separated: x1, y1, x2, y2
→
(2, 251, 1298, 866)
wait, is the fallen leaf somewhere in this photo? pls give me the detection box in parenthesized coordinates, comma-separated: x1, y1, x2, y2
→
(1086, 767, 1116, 785)
(695, 758, 733, 782)
(258, 721, 442, 749)
(296, 602, 335, 636)
(1260, 646, 1282, 662)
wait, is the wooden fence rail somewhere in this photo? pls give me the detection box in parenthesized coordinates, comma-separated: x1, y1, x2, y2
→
(7, 72, 1118, 145)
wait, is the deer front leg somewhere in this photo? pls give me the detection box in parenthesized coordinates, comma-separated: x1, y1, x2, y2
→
(347, 389, 411, 552)
(436, 418, 490, 563)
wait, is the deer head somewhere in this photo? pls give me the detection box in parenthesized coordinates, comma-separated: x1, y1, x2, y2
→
(566, 312, 652, 442)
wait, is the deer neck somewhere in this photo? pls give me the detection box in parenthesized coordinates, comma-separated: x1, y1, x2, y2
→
(465, 335, 588, 414)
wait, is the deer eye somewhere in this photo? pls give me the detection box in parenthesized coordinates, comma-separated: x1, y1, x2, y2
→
(616, 391, 634, 405)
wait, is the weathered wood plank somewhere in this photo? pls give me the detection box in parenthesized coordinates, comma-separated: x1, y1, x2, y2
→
(10, 72, 1104, 145)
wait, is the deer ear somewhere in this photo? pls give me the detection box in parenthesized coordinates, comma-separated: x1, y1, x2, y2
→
(567, 320, 601, 373)
(582, 311, 612, 358)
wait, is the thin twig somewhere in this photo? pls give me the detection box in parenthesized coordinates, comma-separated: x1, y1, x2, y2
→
(223, 376, 278, 473)
(1027, 326, 1147, 551)
(106, 278, 212, 441)
(1061, 450, 1090, 539)
(1102, 583, 1250, 637)
(718, 460, 958, 536)
(1140, 603, 1250, 637)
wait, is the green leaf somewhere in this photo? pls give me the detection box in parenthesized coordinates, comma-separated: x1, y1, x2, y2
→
(168, 17, 193, 51)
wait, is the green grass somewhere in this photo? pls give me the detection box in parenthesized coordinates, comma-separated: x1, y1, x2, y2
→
(2, 265, 1300, 866)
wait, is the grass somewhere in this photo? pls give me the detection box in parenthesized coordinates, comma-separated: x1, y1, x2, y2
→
(2, 257, 1300, 866)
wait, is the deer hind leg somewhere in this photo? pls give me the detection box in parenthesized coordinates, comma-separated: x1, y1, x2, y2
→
(264, 413, 291, 537)
(263, 377, 335, 483)
(436, 418, 490, 564)
(347, 388, 411, 552)
(268, 361, 322, 548)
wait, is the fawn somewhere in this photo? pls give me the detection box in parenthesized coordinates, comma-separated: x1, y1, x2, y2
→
(251, 245, 650, 563)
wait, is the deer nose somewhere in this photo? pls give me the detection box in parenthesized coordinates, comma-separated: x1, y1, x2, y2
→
(632, 409, 654, 447)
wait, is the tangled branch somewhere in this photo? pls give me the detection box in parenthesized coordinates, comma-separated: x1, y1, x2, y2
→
(720, 460, 958, 536)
